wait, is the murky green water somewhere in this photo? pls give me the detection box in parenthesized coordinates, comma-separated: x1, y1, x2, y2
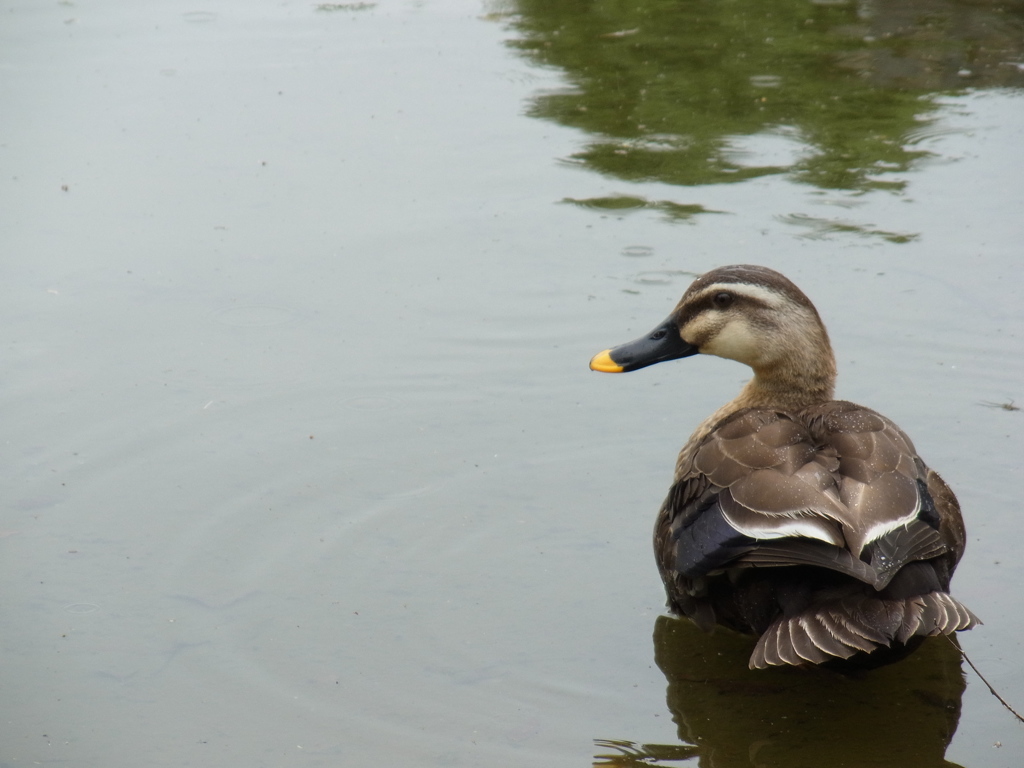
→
(511, 0, 1024, 194)
(2, 0, 1022, 766)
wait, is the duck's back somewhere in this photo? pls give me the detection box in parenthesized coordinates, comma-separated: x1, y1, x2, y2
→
(656, 401, 978, 668)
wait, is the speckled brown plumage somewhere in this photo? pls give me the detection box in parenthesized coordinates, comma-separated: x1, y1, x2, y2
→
(591, 265, 978, 669)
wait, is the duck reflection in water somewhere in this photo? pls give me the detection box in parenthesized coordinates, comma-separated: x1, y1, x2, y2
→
(593, 615, 966, 768)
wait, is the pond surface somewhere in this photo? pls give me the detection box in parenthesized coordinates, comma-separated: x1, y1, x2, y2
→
(2, 0, 1023, 766)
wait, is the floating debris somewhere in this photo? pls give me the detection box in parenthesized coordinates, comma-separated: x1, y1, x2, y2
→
(315, 2, 376, 11)
(979, 400, 1020, 411)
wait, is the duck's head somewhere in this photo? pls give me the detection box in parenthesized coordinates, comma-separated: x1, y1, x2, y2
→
(590, 265, 835, 386)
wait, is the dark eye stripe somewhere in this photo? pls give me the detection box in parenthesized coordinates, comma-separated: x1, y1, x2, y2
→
(677, 287, 772, 326)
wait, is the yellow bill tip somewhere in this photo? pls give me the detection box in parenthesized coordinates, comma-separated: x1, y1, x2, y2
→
(589, 349, 624, 373)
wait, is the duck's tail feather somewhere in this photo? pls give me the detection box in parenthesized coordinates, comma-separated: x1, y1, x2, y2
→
(749, 592, 981, 669)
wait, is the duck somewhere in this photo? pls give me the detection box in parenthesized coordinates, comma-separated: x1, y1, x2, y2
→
(590, 264, 979, 669)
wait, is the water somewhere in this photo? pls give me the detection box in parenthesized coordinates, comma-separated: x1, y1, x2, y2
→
(2, 0, 1023, 765)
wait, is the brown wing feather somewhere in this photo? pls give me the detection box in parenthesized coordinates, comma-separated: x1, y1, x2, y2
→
(750, 593, 980, 669)
(926, 469, 967, 566)
(657, 401, 975, 667)
(692, 410, 849, 540)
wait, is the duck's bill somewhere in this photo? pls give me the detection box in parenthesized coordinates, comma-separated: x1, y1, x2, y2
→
(590, 318, 699, 373)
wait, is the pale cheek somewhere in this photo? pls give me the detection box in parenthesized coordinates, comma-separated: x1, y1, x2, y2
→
(701, 323, 760, 364)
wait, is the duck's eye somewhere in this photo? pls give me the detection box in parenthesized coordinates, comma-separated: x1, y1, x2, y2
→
(712, 292, 733, 309)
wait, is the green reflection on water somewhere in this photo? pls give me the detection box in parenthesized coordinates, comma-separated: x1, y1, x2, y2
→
(506, 0, 1024, 192)
(562, 195, 726, 221)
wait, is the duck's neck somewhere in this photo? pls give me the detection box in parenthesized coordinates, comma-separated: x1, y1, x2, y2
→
(735, 358, 836, 411)
(742, 323, 837, 410)
(689, 342, 837, 448)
